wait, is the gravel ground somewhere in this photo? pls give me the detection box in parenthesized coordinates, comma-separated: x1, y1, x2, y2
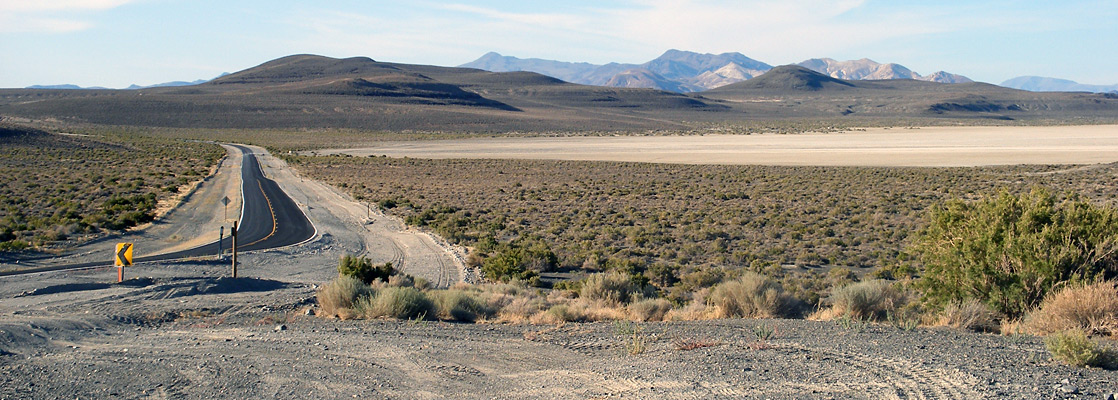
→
(0, 144, 1114, 399)
(0, 269, 1114, 399)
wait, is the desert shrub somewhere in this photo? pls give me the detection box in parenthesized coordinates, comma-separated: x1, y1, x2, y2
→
(432, 290, 492, 322)
(580, 272, 649, 304)
(628, 298, 673, 322)
(480, 244, 544, 284)
(494, 293, 548, 323)
(1025, 280, 1118, 337)
(1045, 330, 1118, 369)
(913, 189, 1118, 317)
(709, 272, 798, 319)
(316, 276, 372, 317)
(937, 299, 1000, 332)
(827, 280, 908, 321)
(363, 287, 435, 320)
(536, 304, 585, 324)
(338, 254, 394, 284)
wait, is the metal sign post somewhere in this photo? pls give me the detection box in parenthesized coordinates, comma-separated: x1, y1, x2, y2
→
(230, 221, 238, 278)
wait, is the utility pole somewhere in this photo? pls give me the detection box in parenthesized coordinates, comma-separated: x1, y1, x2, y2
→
(231, 221, 238, 278)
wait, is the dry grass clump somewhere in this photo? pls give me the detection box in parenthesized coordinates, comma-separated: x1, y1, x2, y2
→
(580, 272, 648, 304)
(628, 298, 673, 322)
(430, 290, 492, 322)
(1024, 280, 1118, 337)
(709, 272, 799, 319)
(316, 276, 371, 318)
(359, 287, 435, 320)
(935, 299, 1001, 332)
(818, 280, 908, 321)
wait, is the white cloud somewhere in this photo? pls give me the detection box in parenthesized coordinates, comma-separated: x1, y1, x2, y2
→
(0, 0, 136, 33)
(0, 14, 90, 33)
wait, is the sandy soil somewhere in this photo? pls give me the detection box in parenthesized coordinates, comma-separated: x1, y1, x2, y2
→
(317, 125, 1118, 167)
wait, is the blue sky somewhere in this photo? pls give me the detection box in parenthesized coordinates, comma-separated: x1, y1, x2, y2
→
(1, 0, 1115, 88)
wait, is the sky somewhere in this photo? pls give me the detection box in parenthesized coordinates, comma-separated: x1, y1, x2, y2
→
(1, 0, 1116, 88)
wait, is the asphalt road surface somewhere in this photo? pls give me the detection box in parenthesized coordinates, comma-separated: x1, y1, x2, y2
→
(0, 144, 315, 276)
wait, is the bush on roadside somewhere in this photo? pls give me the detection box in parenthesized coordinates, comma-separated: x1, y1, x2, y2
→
(1025, 280, 1118, 337)
(431, 290, 492, 322)
(825, 280, 908, 322)
(316, 276, 372, 317)
(362, 287, 435, 320)
(1045, 329, 1118, 369)
(709, 272, 799, 319)
(338, 254, 394, 284)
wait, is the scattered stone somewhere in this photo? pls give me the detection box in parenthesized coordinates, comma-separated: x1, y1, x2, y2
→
(1060, 385, 1079, 394)
(274, 324, 287, 332)
(304, 308, 315, 316)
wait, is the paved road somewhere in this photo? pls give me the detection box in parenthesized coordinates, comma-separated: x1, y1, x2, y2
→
(0, 145, 315, 276)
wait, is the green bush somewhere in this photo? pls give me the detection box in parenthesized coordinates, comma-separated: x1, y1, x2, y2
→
(338, 254, 394, 284)
(913, 189, 1118, 317)
(709, 272, 799, 318)
(1045, 330, 1117, 369)
(828, 280, 909, 322)
(480, 241, 554, 283)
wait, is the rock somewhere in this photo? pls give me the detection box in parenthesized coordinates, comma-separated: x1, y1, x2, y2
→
(304, 308, 315, 316)
(1060, 385, 1079, 394)
(1104, 393, 1116, 400)
(274, 324, 287, 332)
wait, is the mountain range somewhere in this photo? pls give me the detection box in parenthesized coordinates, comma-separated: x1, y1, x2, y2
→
(460, 50, 971, 93)
(1000, 76, 1118, 93)
(3, 54, 1116, 132)
(26, 74, 227, 91)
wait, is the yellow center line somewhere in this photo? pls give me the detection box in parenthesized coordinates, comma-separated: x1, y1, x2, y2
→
(243, 180, 278, 247)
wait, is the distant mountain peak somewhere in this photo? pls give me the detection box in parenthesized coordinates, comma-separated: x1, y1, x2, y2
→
(460, 50, 970, 93)
(798, 58, 970, 83)
(1001, 76, 1118, 93)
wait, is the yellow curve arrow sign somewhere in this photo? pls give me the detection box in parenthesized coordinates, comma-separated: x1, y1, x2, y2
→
(115, 243, 133, 267)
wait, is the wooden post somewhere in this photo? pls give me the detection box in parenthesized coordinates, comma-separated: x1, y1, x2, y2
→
(231, 221, 238, 278)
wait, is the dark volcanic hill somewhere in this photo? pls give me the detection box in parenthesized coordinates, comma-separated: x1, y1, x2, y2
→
(0, 55, 728, 132)
(2, 55, 1117, 132)
(702, 65, 1118, 120)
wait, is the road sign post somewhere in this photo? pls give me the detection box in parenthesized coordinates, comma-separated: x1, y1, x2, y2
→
(230, 221, 238, 278)
(114, 242, 133, 282)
